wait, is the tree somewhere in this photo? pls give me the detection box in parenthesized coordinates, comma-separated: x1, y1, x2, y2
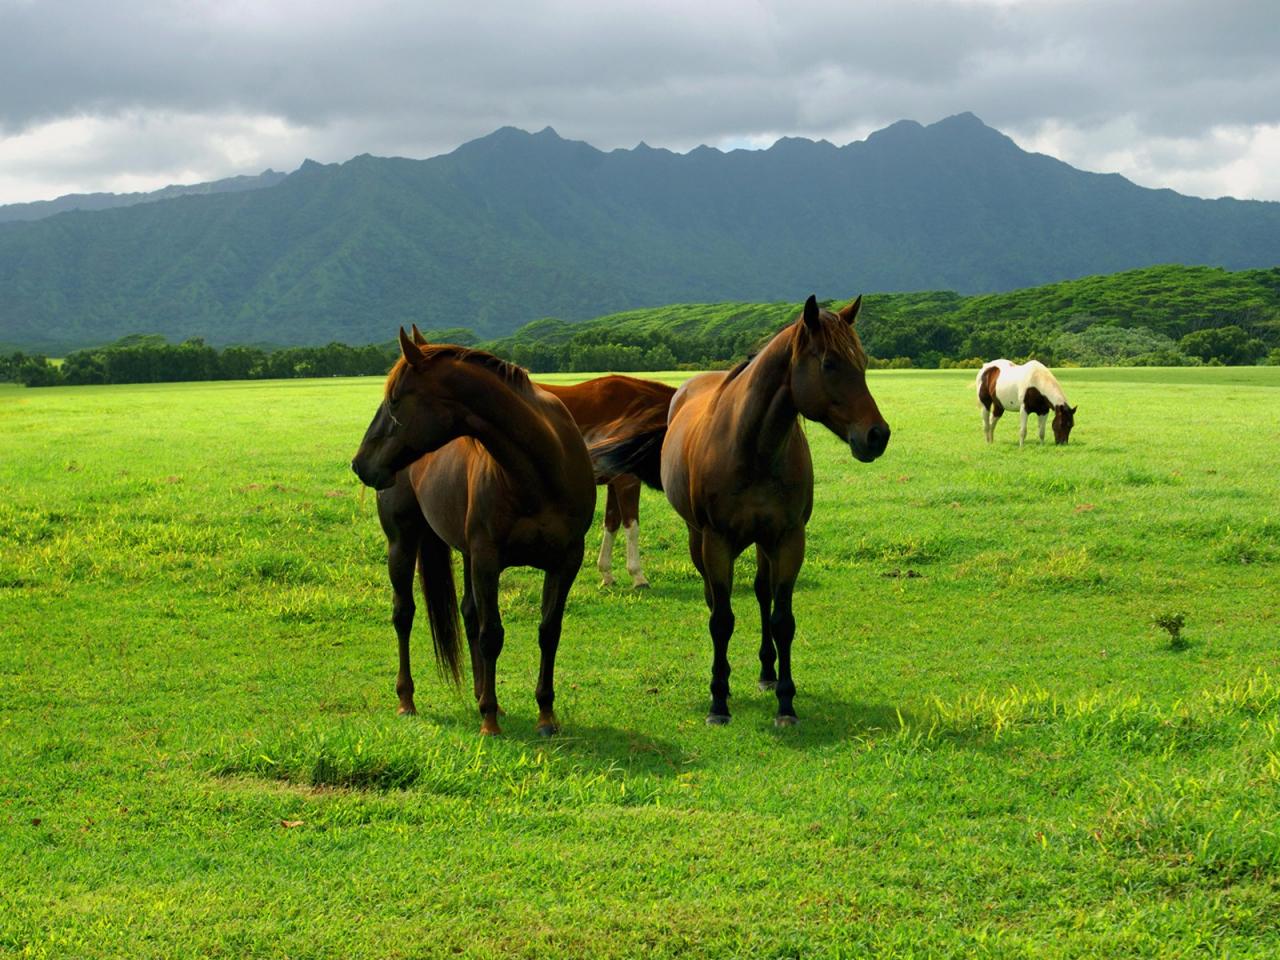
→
(1179, 326, 1266, 365)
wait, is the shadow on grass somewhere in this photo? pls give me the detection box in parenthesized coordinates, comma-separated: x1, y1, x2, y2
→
(673, 685, 1009, 754)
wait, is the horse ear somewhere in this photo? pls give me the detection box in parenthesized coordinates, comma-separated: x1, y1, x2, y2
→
(837, 295, 862, 326)
(1071, 405, 1078, 414)
(399, 327, 425, 365)
(410, 323, 428, 346)
(802, 294, 820, 332)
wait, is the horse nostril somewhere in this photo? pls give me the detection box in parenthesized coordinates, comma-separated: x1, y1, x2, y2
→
(868, 424, 890, 452)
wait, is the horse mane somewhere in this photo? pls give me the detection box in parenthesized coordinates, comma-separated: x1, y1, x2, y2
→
(721, 353, 757, 385)
(718, 306, 868, 392)
(794, 307, 869, 371)
(1028, 362, 1069, 407)
(385, 345, 532, 400)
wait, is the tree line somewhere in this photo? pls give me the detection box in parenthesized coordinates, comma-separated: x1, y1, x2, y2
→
(1, 336, 399, 387)
(5, 265, 1280, 386)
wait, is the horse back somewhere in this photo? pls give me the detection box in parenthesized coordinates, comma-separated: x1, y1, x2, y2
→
(538, 376, 675, 439)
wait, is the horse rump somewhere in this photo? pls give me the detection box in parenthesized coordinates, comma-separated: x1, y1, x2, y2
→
(589, 427, 666, 490)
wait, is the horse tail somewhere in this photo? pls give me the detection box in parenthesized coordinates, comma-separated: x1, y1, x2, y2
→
(417, 523, 462, 686)
(589, 427, 666, 491)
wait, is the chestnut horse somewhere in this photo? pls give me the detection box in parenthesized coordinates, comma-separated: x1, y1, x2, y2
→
(351, 328, 595, 736)
(976, 359, 1076, 445)
(595, 296, 890, 726)
(538, 376, 676, 589)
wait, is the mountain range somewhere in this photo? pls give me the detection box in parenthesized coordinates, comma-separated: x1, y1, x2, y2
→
(2, 113, 1279, 352)
(0, 169, 286, 224)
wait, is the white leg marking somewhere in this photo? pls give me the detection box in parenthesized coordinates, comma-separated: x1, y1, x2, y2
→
(981, 406, 991, 443)
(1038, 413, 1047, 443)
(1019, 409, 1028, 447)
(624, 521, 649, 588)
(597, 526, 616, 586)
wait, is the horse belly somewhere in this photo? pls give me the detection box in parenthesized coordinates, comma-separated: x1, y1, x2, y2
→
(995, 379, 1023, 412)
(502, 512, 588, 570)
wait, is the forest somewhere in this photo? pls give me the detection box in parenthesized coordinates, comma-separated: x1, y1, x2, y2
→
(5, 265, 1279, 386)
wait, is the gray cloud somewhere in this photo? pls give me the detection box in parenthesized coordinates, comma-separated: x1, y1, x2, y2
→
(1, 0, 1279, 202)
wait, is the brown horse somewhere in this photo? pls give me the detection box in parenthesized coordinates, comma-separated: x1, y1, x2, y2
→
(351, 328, 595, 736)
(537, 376, 676, 589)
(595, 296, 889, 726)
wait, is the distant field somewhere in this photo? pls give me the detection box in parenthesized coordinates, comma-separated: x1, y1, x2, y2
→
(2, 367, 1279, 958)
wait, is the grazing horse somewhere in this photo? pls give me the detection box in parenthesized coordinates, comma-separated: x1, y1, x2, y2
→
(537, 376, 676, 589)
(977, 359, 1077, 445)
(595, 296, 890, 726)
(351, 328, 595, 736)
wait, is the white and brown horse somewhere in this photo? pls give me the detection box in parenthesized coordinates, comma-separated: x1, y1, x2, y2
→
(976, 359, 1076, 445)
(537, 376, 676, 589)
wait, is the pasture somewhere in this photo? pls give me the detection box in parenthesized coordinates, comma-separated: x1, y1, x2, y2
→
(2, 366, 1279, 958)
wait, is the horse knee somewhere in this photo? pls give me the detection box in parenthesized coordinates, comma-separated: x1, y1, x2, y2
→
(391, 597, 415, 635)
(709, 607, 734, 640)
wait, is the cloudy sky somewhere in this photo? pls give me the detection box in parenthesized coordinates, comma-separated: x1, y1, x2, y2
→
(1, 0, 1277, 205)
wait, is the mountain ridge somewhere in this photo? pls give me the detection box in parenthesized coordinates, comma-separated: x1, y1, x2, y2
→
(0, 169, 288, 224)
(2, 113, 1278, 352)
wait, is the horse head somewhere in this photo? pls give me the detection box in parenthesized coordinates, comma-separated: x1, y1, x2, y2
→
(1052, 404, 1077, 444)
(351, 327, 462, 489)
(788, 295, 890, 463)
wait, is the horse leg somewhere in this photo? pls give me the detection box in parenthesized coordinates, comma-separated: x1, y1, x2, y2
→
(597, 483, 620, 586)
(460, 557, 483, 704)
(764, 529, 805, 726)
(981, 403, 992, 444)
(469, 555, 505, 735)
(617, 475, 649, 589)
(534, 544, 583, 736)
(1018, 408, 1029, 447)
(700, 532, 737, 725)
(755, 545, 776, 690)
(686, 524, 709, 603)
(378, 482, 425, 716)
(1038, 413, 1047, 443)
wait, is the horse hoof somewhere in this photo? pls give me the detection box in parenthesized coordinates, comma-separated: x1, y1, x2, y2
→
(479, 717, 502, 736)
(600, 576, 615, 588)
(536, 723, 560, 738)
(632, 581, 651, 591)
(758, 680, 777, 691)
(397, 704, 417, 717)
(705, 713, 731, 726)
(774, 715, 799, 728)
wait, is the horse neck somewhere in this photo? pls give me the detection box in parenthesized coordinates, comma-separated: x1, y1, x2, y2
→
(449, 367, 567, 499)
(719, 329, 801, 469)
(1029, 367, 1067, 407)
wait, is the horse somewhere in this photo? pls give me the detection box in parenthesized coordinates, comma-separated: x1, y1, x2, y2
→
(976, 359, 1076, 445)
(593, 295, 890, 726)
(351, 327, 596, 736)
(537, 376, 676, 589)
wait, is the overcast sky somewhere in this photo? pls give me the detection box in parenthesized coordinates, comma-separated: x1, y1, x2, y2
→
(1, 0, 1277, 205)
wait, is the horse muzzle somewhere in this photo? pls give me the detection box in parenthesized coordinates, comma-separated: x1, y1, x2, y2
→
(351, 458, 396, 490)
(849, 422, 891, 463)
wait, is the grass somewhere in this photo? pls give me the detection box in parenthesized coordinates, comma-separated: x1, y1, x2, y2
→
(2, 366, 1279, 957)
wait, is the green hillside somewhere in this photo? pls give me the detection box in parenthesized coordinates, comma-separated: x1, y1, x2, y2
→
(479, 264, 1280, 370)
(6, 264, 1278, 386)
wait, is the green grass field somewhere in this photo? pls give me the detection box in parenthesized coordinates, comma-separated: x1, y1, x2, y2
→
(2, 367, 1279, 958)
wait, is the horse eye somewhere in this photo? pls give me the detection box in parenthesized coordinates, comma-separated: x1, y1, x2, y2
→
(821, 357, 839, 372)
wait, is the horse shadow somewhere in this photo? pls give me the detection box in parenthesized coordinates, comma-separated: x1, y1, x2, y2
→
(676, 686, 1000, 753)
(420, 700, 687, 781)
